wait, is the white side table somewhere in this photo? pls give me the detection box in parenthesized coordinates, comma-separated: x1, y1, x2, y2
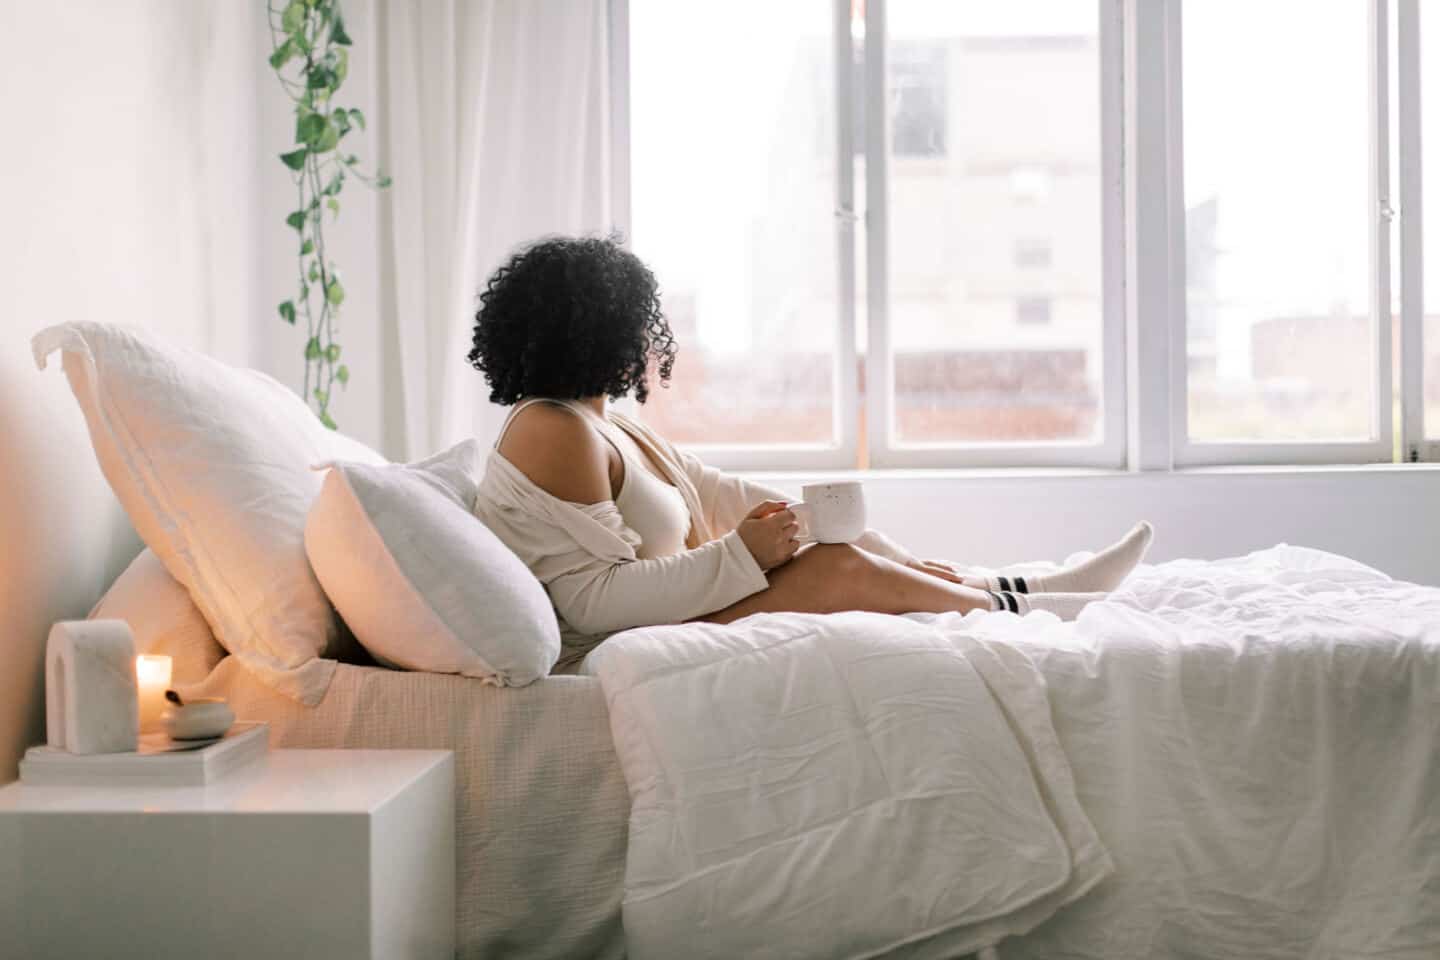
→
(0, 749, 455, 960)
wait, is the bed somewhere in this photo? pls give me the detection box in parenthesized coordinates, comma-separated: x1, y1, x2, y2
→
(174, 542, 1440, 959)
(6, 322, 1437, 958)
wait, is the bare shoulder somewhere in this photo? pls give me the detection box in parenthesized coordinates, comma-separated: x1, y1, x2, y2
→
(498, 402, 614, 504)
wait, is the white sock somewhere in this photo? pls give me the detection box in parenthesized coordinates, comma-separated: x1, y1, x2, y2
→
(987, 590, 1105, 621)
(984, 522, 1153, 595)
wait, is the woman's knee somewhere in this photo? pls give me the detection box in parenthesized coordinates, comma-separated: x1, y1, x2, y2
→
(795, 543, 876, 610)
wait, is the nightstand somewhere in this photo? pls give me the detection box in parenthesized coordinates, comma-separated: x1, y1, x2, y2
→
(0, 749, 455, 959)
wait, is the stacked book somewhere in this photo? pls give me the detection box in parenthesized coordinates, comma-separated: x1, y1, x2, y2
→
(19, 721, 269, 787)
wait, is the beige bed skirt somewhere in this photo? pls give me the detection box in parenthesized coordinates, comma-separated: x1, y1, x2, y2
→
(184, 657, 629, 960)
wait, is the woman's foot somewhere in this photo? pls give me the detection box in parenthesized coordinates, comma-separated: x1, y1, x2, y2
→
(981, 522, 1154, 595)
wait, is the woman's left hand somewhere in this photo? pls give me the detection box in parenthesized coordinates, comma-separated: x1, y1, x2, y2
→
(905, 558, 968, 585)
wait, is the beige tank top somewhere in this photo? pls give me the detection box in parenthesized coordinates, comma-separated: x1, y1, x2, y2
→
(495, 399, 691, 560)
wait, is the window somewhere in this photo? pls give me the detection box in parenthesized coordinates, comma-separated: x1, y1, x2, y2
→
(627, 1, 845, 467)
(881, 2, 1117, 461)
(1014, 238, 1052, 270)
(618, 0, 1438, 469)
(1419, 0, 1440, 454)
(1181, 0, 1381, 455)
(625, 0, 1119, 468)
(1016, 297, 1052, 326)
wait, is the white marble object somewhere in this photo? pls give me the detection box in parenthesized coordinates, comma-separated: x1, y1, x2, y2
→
(0, 749, 456, 958)
(45, 619, 138, 754)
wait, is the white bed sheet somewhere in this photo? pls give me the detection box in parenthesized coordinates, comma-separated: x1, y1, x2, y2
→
(965, 544, 1440, 959)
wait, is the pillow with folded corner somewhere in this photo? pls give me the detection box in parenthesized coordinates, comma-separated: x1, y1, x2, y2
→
(33, 321, 386, 705)
(305, 439, 561, 685)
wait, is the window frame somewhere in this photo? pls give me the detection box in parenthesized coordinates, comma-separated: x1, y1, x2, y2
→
(1397, 0, 1440, 460)
(613, 0, 1438, 471)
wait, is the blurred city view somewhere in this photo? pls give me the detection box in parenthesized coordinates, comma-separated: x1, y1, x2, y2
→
(629, 1, 1438, 461)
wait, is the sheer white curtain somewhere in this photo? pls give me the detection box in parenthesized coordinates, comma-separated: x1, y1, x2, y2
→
(376, 0, 614, 460)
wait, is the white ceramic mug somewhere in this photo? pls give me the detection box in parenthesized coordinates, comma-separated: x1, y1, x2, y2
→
(790, 481, 866, 544)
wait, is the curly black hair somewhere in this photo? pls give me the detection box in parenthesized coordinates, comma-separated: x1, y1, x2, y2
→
(468, 235, 677, 405)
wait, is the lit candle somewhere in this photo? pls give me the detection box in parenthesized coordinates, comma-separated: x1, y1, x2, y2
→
(135, 655, 172, 735)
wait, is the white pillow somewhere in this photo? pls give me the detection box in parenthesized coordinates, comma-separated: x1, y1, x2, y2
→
(304, 439, 561, 685)
(90, 549, 225, 686)
(33, 322, 385, 705)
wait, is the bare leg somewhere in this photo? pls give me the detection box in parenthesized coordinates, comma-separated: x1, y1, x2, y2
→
(699, 543, 993, 625)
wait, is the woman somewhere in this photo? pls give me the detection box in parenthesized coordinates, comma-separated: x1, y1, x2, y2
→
(470, 236, 1152, 671)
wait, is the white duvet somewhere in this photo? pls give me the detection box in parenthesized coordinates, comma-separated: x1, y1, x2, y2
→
(587, 546, 1440, 959)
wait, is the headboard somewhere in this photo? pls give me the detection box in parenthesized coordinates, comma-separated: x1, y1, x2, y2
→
(0, 327, 140, 782)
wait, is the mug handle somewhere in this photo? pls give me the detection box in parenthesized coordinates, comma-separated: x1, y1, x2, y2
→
(787, 501, 816, 544)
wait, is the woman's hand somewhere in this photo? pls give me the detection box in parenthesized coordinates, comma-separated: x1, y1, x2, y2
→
(737, 500, 801, 571)
(906, 558, 970, 585)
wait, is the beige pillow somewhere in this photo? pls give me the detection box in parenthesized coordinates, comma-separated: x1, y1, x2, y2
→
(34, 322, 386, 705)
(90, 549, 225, 685)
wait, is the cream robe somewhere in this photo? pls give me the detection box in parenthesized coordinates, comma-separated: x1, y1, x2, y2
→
(473, 410, 915, 669)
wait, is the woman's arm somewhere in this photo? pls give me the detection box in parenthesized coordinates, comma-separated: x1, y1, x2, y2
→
(545, 524, 768, 634)
(498, 403, 797, 634)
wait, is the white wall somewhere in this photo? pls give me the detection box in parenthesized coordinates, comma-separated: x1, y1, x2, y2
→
(753, 466, 1440, 587)
(0, 0, 268, 781)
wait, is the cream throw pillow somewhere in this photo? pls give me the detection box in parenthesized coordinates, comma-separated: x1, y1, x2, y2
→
(90, 549, 225, 686)
(305, 440, 561, 685)
(33, 322, 385, 705)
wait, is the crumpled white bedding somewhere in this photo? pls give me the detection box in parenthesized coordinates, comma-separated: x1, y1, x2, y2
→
(585, 610, 1113, 960)
(983, 544, 1440, 959)
(588, 544, 1440, 960)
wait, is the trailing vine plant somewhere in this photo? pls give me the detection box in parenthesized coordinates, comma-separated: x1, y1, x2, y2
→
(267, 0, 390, 429)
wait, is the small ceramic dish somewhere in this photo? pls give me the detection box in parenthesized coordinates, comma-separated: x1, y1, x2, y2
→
(162, 698, 236, 741)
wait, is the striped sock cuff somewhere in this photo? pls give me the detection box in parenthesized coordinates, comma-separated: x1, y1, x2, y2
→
(993, 575, 1030, 595)
(987, 590, 1020, 613)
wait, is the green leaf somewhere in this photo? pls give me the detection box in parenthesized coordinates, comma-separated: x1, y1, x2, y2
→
(331, 108, 351, 135)
(281, 0, 306, 34)
(279, 148, 308, 171)
(319, 411, 338, 431)
(336, 364, 350, 386)
(348, 109, 365, 131)
(322, 171, 344, 196)
(305, 336, 322, 360)
(300, 239, 314, 255)
(331, 12, 353, 46)
(326, 196, 340, 217)
(376, 173, 392, 188)
(268, 38, 296, 70)
(296, 111, 327, 146)
(306, 66, 334, 92)
(333, 48, 349, 87)
(308, 261, 320, 282)
(343, 154, 358, 166)
(313, 120, 339, 153)
(285, 210, 306, 231)
(325, 343, 342, 362)
(299, 281, 310, 301)
(325, 277, 345, 305)
(277, 300, 296, 325)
